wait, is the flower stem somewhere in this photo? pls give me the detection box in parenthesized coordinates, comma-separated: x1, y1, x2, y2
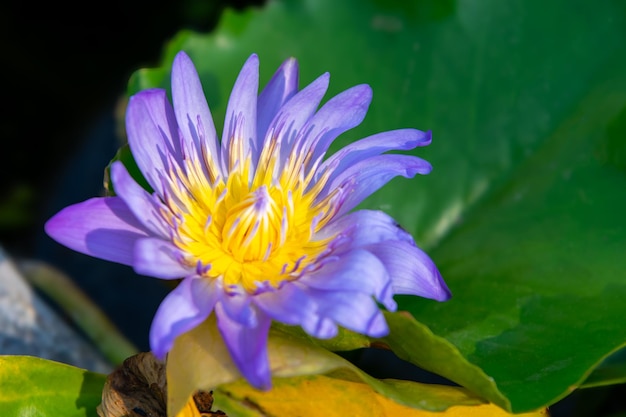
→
(18, 259, 139, 366)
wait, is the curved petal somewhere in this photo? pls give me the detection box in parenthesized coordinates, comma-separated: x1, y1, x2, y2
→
(111, 161, 170, 238)
(253, 281, 316, 325)
(216, 303, 272, 390)
(316, 209, 414, 246)
(327, 154, 432, 217)
(298, 249, 395, 310)
(171, 51, 221, 175)
(318, 129, 432, 185)
(150, 276, 217, 359)
(260, 72, 330, 174)
(299, 286, 389, 338)
(219, 291, 257, 327)
(45, 197, 150, 266)
(257, 57, 299, 144)
(133, 237, 193, 279)
(295, 84, 372, 166)
(125, 89, 181, 194)
(221, 54, 259, 172)
(367, 240, 451, 302)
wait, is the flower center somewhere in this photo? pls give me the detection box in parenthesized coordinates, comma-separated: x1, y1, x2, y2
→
(221, 185, 284, 263)
(167, 158, 335, 293)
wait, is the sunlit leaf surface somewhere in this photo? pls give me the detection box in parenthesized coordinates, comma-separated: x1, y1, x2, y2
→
(0, 356, 106, 417)
(211, 376, 548, 417)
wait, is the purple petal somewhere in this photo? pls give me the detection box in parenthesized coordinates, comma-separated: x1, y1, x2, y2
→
(171, 51, 221, 174)
(258, 282, 338, 339)
(263, 72, 330, 168)
(45, 197, 150, 266)
(302, 317, 337, 339)
(299, 286, 389, 338)
(133, 237, 193, 279)
(327, 154, 432, 217)
(150, 277, 217, 359)
(296, 84, 372, 165)
(257, 57, 299, 144)
(298, 249, 395, 310)
(125, 89, 181, 194)
(367, 240, 451, 301)
(110, 161, 170, 238)
(219, 291, 257, 327)
(316, 209, 414, 247)
(221, 54, 259, 171)
(318, 129, 432, 185)
(216, 303, 272, 390)
(253, 281, 316, 325)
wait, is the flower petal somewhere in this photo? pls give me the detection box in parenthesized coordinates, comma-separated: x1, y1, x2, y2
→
(221, 53, 259, 172)
(298, 249, 395, 310)
(216, 303, 272, 390)
(318, 129, 432, 185)
(133, 237, 193, 279)
(171, 51, 221, 175)
(263, 71, 330, 169)
(111, 161, 170, 237)
(257, 57, 299, 144)
(296, 84, 372, 165)
(328, 154, 432, 217)
(219, 291, 257, 327)
(125, 89, 181, 194)
(299, 286, 389, 338)
(45, 197, 149, 266)
(366, 240, 451, 302)
(316, 209, 413, 246)
(150, 276, 217, 359)
(254, 281, 316, 325)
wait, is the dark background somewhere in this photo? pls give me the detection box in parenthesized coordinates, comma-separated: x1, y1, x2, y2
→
(0, 0, 263, 350)
(0, 1, 623, 416)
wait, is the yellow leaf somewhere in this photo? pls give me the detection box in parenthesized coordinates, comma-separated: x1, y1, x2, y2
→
(174, 375, 549, 417)
(167, 315, 486, 416)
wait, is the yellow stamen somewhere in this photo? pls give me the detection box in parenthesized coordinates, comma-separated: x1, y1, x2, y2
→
(166, 150, 336, 293)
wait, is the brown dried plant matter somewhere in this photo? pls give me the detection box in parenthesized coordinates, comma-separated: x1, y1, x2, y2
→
(98, 352, 225, 417)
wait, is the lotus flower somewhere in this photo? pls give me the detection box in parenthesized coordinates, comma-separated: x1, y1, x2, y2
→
(45, 51, 450, 389)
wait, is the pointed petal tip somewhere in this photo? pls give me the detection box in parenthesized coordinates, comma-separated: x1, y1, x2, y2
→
(395, 128, 432, 149)
(247, 373, 272, 391)
(408, 158, 433, 176)
(421, 130, 433, 146)
(353, 83, 373, 101)
(277, 56, 299, 83)
(283, 56, 298, 68)
(151, 347, 167, 362)
(427, 267, 452, 302)
(109, 160, 125, 183)
(127, 88, 166, 107)
(435, 276, 453, 302)
(43, 212, 62, 242)
(244, 53, 260, 68)
(173, 50, 191, 66)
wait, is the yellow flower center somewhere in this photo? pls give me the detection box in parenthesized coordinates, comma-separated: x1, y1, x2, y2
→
(164, 145, 337, 293)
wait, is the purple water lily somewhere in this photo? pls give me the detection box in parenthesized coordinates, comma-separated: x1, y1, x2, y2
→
(45, 51, 450, 389)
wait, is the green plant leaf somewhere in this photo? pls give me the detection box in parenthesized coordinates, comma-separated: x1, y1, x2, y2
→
(103, 143, 153, 196)
(403, 65, 626, 411)
(378, 311, 511, 410)
(126, 0, 626, 412)
(579, 346, 626, 389)
(0, 356, 106, 417)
